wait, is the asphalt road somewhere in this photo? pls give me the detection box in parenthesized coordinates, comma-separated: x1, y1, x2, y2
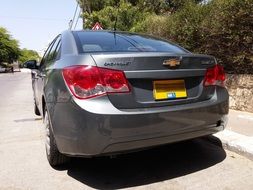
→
(0, 72, 253, 190)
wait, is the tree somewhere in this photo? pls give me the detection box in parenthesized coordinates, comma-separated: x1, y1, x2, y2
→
(18, 49, 40, 65)
(133, 0, 253, 74)
(77, 0, 119, 13)
(0, 27, 20, 63)
(77, 0, 203, 30)
(78, 0, 153, 30)
(165, 0, 202, 13)
(82, 1, 150, 31)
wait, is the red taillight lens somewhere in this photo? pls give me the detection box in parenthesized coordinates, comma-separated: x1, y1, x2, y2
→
(204, 65, 225, 87)
(99, 68, 130, 93)
(62, 65, 130, 99)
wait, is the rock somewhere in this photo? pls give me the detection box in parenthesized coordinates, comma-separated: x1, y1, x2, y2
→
(225, 74, 253, 113)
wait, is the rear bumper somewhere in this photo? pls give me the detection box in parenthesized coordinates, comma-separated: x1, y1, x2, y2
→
(47, 87, 229, 157)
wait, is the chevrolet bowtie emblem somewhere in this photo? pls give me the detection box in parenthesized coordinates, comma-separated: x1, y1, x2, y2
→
(163, 59, 181, 67)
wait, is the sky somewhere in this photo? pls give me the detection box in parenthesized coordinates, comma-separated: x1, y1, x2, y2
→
(0, 0, 83, 55)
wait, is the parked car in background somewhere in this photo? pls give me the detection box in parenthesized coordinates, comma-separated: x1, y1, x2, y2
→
(0, 65, 6, 72)
(25, 30, 229, 166)
(0, 63, 14, 73)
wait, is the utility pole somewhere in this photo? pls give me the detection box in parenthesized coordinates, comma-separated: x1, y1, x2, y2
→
(78, 0, 91, 29)
(82, 0, 86, 29)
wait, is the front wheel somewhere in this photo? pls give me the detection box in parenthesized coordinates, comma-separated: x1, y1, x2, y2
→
(44, 108, 69, 166)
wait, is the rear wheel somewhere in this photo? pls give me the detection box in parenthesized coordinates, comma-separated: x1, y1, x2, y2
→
(44, 108, 69, 166)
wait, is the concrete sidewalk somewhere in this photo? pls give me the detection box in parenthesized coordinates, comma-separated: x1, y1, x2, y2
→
(212, 109, 253, 161)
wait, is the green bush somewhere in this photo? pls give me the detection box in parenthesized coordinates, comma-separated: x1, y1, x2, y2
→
(134, 0, 253, 74)
(198, 0, 253, 73)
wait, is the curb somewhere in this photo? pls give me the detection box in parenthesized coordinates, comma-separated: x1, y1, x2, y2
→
(209, 129, 253, 161)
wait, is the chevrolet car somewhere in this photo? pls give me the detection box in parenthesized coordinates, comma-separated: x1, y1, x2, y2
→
(26, 30, 229, 166)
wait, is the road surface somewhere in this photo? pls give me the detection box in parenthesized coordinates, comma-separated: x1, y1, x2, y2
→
(0, 72, 253, 190)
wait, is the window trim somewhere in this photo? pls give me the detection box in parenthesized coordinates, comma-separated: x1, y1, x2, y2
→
(40, 35, 62, 68)
(73, 31, 188, 54)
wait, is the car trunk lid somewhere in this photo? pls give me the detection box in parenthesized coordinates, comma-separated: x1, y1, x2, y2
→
(91, 53, 216, 109)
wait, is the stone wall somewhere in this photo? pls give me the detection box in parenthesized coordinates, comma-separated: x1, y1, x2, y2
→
(225, 74, 253, 113)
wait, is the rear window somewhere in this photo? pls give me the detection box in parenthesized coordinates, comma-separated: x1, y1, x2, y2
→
(74, 31, 187, 53)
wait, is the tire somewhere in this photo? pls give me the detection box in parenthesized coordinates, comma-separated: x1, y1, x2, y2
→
(34, 103, 40, 116)
(44, 108, 69, 166)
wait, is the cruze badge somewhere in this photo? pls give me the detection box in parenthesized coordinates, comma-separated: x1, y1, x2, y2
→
(163, 58, 181, 67)
(104, 61, 131, 67)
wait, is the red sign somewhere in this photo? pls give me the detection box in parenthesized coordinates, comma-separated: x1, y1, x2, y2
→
(92, 22, 103, 30)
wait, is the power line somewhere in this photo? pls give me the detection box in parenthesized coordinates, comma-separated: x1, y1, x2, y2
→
(0, 15, 68, 22)
(69, 2, 79, 29)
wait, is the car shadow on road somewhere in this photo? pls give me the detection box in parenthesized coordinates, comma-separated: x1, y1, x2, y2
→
(60, 136, 226, 189)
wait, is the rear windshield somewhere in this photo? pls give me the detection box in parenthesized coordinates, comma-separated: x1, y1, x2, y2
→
(74, 31, 187, 53)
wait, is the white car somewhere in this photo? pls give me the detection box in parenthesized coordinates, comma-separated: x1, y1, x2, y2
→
(0, 65, 6, 72)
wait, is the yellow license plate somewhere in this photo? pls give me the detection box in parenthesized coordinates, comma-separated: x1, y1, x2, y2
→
(153, 80, 187, 100)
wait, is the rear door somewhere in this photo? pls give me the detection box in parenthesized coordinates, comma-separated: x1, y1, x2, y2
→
(35, 36, 61, 111)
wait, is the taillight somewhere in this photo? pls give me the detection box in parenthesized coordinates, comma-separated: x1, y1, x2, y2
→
(62, 65, 130, 99)
(204, 65, 225, 87)
(99, 68, 130, 93)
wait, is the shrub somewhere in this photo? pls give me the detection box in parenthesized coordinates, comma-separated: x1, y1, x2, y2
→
(135, 0, 253, 74)
(198, 0, 253, 73)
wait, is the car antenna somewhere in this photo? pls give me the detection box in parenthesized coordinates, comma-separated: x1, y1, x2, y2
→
(113, 3, 120, 45)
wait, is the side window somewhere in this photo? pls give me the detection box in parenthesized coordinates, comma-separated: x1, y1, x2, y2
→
(46, 36, 61, 64)
(39, 41, 54, 69)
(55, 41, 61, 60)
(40, 35, 61, 69)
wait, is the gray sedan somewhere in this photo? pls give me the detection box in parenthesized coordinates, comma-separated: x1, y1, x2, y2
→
(26, 30, 229, 166)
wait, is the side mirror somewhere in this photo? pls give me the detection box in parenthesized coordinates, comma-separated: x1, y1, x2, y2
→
(23, 60, 38, 69)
